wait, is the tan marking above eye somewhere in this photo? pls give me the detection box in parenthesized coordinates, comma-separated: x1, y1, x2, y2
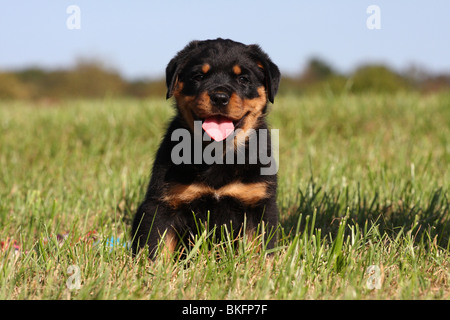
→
(202, 63, 211, 74)
(232, 65, 242, 75)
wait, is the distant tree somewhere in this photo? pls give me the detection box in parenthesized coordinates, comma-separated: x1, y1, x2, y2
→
(403, 64, 429, 88)
(10, 60, 127, 99)
(126, 79, 166, 98)
(300, 58, 336, 83)
(421, 74, 450, 93)
(349, 65, 410, 93)
(0, 73, 30, 99)
(64, 60, 126, 98)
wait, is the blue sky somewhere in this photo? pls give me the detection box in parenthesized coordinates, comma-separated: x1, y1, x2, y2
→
(1, 0, 449, 79)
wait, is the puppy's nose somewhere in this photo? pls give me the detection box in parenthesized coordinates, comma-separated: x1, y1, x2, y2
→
(209, 92, 230, 107)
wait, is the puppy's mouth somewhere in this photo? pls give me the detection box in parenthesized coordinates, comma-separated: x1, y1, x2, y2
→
(193, 112, 249, 141)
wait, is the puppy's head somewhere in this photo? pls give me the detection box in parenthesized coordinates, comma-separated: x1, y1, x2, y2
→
(166, 38, 280, 141)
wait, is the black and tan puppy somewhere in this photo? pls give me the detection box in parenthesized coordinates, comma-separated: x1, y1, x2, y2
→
(131, 38, 281, 258)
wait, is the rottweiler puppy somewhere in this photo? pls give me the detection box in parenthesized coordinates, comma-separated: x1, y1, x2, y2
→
(131, 38, 281, 258)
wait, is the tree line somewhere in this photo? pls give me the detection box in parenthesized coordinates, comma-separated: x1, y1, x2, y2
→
(0, 58, 449, 100)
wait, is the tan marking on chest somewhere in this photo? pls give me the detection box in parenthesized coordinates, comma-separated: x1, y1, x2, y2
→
(162, 181, 270, 208)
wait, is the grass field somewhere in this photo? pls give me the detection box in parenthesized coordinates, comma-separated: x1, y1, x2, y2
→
(0, 92, 449, 300)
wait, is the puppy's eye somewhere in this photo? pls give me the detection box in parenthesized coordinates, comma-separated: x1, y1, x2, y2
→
(238, 75, 250, 85)
(192, 74, 204, 81)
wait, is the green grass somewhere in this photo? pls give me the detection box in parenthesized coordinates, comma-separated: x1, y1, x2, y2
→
(0, 92, 449, 299)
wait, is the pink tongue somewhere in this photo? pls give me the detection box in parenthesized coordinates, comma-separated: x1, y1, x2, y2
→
(202, 116, 235, 141)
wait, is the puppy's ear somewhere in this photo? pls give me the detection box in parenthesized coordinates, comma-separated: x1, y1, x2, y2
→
(165, 40, 201, 100)
(248, 45, 281, 103)
(165, 57, 180, 99)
